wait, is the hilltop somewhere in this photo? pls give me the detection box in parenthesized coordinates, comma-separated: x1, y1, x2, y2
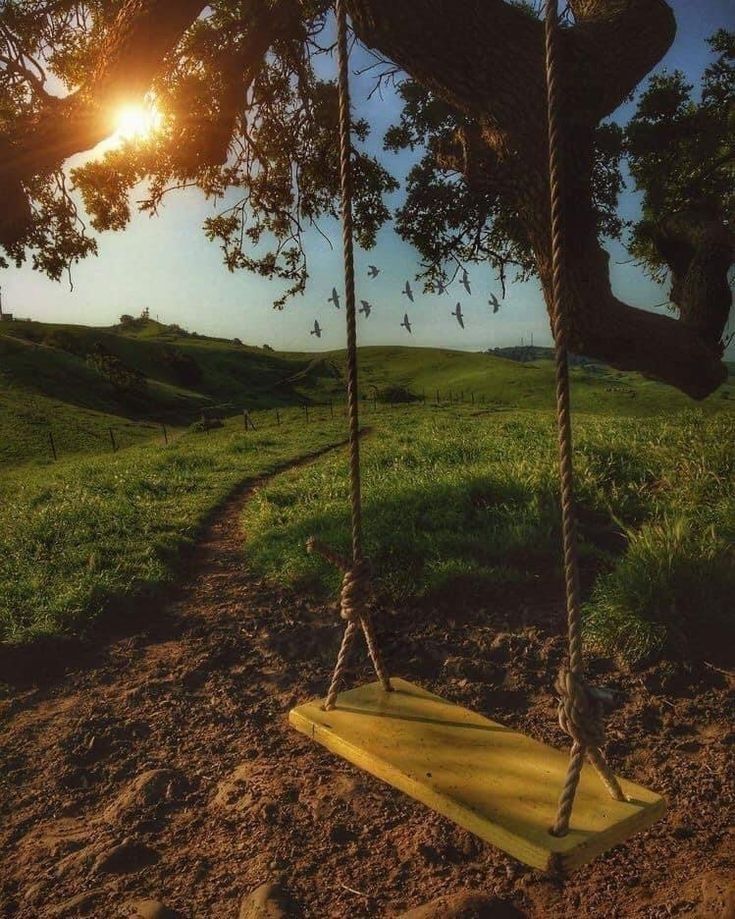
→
(1, 316, 732, 466)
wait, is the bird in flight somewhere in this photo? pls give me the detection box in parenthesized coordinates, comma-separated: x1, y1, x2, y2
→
(488, 292, 501, 314)
(461, 269, 472, 295)
(328, 287, 340, 309)
(359, 300, 372, 318)
(310, 320, 322, 338)
(402, 281, 414, 303)
(367, 265, 380, 279)
(452, 303, 465, 329)
(401, 313, 412, 334)
(437, 279, 448, 295)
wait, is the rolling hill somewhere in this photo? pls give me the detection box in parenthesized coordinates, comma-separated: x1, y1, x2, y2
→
(1, 316, 732, 466)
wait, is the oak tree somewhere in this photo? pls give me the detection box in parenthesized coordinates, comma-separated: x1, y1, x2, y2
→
(0, 0, 732, 396)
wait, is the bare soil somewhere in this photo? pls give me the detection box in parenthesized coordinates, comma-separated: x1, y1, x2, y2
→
(1, 460, 734, 918)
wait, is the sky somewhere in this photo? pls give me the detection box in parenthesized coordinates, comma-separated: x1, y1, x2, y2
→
(2, 0, 733, 355)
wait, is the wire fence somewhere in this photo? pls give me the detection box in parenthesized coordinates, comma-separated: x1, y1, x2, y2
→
(7, 388, 502, 465)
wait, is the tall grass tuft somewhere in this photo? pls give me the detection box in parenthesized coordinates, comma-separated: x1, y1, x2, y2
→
(585, 510, 735, 664)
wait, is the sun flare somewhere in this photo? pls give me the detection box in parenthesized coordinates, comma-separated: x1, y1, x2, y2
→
(114, 103, 163, 141)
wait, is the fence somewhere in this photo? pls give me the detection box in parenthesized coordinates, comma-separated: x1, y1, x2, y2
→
(12, 389, 496, 465)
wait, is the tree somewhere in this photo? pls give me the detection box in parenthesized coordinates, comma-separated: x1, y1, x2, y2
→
(0, 0, 732, 397)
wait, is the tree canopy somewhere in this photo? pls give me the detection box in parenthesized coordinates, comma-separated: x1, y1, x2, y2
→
(0, 1, 732, 396)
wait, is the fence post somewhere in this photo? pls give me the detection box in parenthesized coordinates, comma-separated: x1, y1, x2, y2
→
(109, 428, 117, 452)
(162, 423, 168, 445)
(330, 400, 334, 419)
(276, 408, 281, 426)
(471, 392, 475, 405)
(304, 404, 309, 424)
(48, 430, 57, 461)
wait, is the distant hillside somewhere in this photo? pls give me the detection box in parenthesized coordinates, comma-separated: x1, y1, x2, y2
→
(487, 345, 602, 367)
(1, 317, 732, 466)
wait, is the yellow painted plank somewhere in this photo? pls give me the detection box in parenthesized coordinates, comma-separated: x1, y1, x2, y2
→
(289, 678, 665, 873)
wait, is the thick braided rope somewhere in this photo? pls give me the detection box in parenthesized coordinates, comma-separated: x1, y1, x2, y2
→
(336, 0, 364, 567)
(307, 538, 392, 708)
(544, 0, 624, 837)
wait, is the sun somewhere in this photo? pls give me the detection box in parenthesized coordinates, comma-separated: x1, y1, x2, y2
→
(114, 103, 163, 141)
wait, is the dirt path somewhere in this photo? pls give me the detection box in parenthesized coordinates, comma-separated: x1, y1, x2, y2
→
(1, 453, 733, 918)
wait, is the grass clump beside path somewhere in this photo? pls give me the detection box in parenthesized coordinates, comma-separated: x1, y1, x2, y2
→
(0, 411, 345, 644)
(246, 405, 735, 665)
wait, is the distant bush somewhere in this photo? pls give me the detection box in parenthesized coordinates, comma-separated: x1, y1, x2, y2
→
(378, 385, 421, 404)
(161, 346, 203, 386)
(86, 344, 147, 398)
(233, 338, 242, 346)
(188, 418, 224, 434)
(263, 344, 274, 352)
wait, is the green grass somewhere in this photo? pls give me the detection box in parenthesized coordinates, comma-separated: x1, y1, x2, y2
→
(0, 386, 163, 467)
(3, 317, 732, 468)
(245, 405, 735, 665)
(2, 316, 733, 661)
(0, 410, 345, 643)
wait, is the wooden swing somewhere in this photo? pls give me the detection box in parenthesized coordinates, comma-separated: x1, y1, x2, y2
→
(289, 0, 664, 875)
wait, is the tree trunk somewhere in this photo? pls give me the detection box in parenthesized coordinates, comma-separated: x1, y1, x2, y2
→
(346, 0, 729, 399)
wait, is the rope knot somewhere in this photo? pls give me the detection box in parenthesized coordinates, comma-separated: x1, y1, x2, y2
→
(306, 536, 371, 622)
(339, 558, 371, 622)
(555, 669, 611, 751)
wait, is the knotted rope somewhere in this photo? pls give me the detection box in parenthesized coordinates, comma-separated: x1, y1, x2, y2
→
(307, 0, 393, 712)
(544, 0, 626, 836)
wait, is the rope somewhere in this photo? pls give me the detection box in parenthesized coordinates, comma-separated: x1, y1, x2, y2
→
(306, 1, 392, 711)
(544, 0, 626, 837)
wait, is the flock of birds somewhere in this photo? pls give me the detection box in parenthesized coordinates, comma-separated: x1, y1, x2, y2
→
(310, 265, 502, 339)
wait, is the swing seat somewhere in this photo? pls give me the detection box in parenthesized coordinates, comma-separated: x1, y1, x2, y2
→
(289, 679, 665, 874)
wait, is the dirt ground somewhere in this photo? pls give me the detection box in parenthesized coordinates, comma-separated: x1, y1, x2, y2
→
(1, 460, 734, 918)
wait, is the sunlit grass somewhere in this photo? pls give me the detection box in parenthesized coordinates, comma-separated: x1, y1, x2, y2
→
(246, 406, 735, 664)
(0, 412, 345, 643)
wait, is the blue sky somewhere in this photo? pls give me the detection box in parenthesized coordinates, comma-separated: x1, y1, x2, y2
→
(3, 0, 733, 354)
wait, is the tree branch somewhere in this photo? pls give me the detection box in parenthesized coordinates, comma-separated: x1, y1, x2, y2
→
(570, 0, 676, 120)
(0, 0, 207, 246)
(346, 0, 546, 131)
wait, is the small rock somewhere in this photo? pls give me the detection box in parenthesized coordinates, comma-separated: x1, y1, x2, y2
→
(119, 898, 182, 918)
(93, 838, 159, 876)
(397, 890, 526, 919)
(102, 769, 187, 824)
(328, 823, 356, 845)
(239, 881, 294, 919)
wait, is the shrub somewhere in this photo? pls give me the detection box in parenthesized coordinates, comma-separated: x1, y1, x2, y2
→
(585, 513, 735, 665)
(188, 418, 224, 434)
(161, 346, 203, 386)
(86, 345, 148, 398)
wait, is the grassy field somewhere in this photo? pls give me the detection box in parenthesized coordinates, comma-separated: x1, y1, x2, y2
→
(0, 410, 345, 643)
(3, 316, 733, 466)
(245, 404, 735, 665)
(2, 316, 733, 662)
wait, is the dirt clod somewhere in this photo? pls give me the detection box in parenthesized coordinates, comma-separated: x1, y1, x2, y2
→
(238, 881, 294, 919)
(397, 890, 526, 918)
